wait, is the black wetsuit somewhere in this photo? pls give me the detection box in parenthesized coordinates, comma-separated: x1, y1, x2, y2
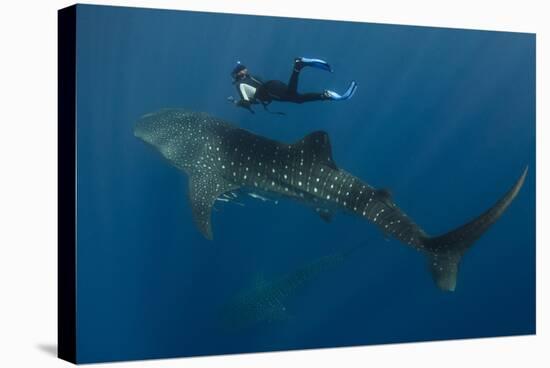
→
(234, 66, 326, 112)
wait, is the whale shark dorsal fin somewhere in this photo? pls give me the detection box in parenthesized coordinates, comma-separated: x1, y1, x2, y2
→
(188, 173, 240, 240)
(375, 188, 395, 207)
(294, 131, 337, 169)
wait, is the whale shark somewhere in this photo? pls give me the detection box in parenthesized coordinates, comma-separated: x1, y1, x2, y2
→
(220, 243, 364, 330)
(134, 109, 527, 291)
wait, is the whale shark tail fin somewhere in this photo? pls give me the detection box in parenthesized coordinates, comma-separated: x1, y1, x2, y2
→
(423, 167, 528, 291)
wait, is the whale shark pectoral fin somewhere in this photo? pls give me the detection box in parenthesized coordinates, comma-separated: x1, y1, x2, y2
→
(188, 173, 240, 240)
(253, 274, 268, 290)
(315, 207, 334, 223)
(294, 131, 337, 169)
(266, 300, 289, 323)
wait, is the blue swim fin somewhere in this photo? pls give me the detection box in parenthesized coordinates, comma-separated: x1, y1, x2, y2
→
(295, 57, 333, 72)
(324, 81, 357, 101)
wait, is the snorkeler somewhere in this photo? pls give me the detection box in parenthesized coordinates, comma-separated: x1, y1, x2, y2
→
(227, 57, 357, 114)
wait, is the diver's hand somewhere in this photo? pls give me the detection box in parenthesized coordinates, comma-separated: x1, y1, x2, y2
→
(233, 99, 255, 114)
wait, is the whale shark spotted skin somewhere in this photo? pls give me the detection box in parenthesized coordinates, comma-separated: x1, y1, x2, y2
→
(221, 244, 363, 330)
(134, 109, 527, 291)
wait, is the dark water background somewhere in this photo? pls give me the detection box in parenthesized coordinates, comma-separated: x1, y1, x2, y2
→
(74, 4, 535, 363)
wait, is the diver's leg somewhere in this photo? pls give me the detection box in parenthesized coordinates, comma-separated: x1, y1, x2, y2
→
(288, 80, 358, 103)
(288, 57, 333, 95)
(323, 81, 358, 101)
(287, 62, 301, 94)
(294, 57, 333, 72)
(290, 92, 326, 104)
(261, 80, 289, 101)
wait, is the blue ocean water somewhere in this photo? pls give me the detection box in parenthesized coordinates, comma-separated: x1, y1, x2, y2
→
(74, 4, 536, 363)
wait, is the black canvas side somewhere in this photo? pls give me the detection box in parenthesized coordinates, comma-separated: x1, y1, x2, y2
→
(58, 4, 77, 364)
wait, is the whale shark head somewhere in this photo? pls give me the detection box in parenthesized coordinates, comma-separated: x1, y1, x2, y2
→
(134, 109, 217, 172)
(134, 109, 194, 150)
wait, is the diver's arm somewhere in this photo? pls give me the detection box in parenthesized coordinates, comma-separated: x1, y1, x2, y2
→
(230, 79, 259, 114)
(227, 96, 255, 114)
(236, 99, 255, 114)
